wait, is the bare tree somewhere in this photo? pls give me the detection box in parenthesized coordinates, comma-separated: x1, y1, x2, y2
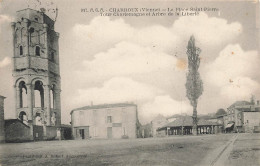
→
(185, 36, 203, 135)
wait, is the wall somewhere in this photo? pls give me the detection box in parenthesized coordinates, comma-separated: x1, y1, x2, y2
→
(61, 127, 72, 140)
(72, 105, 137, 139)
(0, 96, 5, 142)
(151, 115, 168, 137)
(5, 120, 31, 142)
(243, 112, 260, 133)
(33, 125, 43, 141)
(46, 126, 57, 140)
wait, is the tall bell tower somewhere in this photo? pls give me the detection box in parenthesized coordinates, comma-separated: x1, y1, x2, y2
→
(11, 8, 61, 138)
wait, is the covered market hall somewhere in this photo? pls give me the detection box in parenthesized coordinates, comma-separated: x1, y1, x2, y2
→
(157, 116, 221, 136)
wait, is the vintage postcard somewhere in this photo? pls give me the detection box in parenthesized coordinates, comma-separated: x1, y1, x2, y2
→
(0, 0, 259, 165)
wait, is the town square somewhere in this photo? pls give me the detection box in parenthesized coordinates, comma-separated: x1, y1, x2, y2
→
(0, 0, 259, 165)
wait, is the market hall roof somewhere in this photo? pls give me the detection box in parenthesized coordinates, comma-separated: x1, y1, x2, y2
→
(158, 116, 220, 131)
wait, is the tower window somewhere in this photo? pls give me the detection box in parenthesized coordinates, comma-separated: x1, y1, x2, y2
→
(35, 18, 38, 22)
(19, 46, 23, 55)
(35, 46, 40, 56)
(50, 52, 55, 62)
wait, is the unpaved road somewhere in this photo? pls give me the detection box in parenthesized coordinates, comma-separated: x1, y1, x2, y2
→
(0, 133, 259, 166)
(200, 133, 260, 166)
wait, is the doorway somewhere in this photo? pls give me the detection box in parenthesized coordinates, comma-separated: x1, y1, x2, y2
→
(79, 129, 85, 139)
(107, 127, 112, 138)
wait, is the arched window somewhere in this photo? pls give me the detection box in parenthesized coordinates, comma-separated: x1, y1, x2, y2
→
(50, 84, 55, 109)
(35, 46, 40, 56)
(19, 111, 28, 125)
(29, 28, 35, 45)
(50, 52, 55, 62)
(18, 81, 27, 108)
(19, 45, 23, 55)
(51, 112, 56, 126)
(34, 80, 44, 108)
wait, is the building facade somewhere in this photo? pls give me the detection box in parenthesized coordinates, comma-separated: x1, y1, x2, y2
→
(242, 111, 260, 133)
(11, 8, 61, 139)
(151, 114, 169, 137)
(0, 96, 6, 142)
(71, 103, 139, 139)
(224, 100, 260, 133)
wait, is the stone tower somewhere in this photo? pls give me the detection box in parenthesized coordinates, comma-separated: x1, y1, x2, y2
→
(11, 8, 61, 138)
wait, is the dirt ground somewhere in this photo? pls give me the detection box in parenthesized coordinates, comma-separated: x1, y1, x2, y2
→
(227, 133, 260, 166)
(0, 133, 259, 166)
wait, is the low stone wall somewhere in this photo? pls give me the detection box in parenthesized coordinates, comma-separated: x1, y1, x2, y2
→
(46, 126, 57, 140)
(5, 120, 31, 142)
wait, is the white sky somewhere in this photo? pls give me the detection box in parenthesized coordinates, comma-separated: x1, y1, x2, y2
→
(0, 0, 259, 124)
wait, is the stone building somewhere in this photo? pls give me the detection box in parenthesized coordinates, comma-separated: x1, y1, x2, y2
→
(11, 8, 61, 140)
(224, 100, 260, 133)
(151, 114, 169, 137)
(0, 95, 6, 142)
(71, 103, 139, 139)
(243, 111, 260, 133)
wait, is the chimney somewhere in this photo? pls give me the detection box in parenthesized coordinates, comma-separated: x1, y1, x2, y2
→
(257, 100, 259, 105)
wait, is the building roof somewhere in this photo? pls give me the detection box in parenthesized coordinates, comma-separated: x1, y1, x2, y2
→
(71, 103, 137, 114)
(151, 114, 167, 122)
(158, 116, 219, 130)
(228, 101, 251, 109)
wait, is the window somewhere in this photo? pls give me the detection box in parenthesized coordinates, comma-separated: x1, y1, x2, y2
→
(35, 18, 38, 22)
(19, 45, 23, 55)
(50, 52, 55, 62)
(35, 46, 40, 56)
(107, 116, 112, 123)
(247, 120, 249, 123)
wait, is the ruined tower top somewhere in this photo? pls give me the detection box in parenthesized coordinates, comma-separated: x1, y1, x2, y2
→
(16, 8, 55, 30)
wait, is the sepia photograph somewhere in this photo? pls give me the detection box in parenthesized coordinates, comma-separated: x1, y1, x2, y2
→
(0, 0, 259, 165)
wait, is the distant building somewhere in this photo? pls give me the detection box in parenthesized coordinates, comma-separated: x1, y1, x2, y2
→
(157, 116, 220, 135)
(151, 114, 169, 137)
(71, 103, 139, 139)
(224, 100, 260, 133)
(242, 111, 260, 133)
(208, 115, 225, 133)
(139, 123, 152, 138)
(0, 95, 6, 143)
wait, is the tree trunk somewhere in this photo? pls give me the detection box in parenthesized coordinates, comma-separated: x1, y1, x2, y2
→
(192, 106, 198, 135)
